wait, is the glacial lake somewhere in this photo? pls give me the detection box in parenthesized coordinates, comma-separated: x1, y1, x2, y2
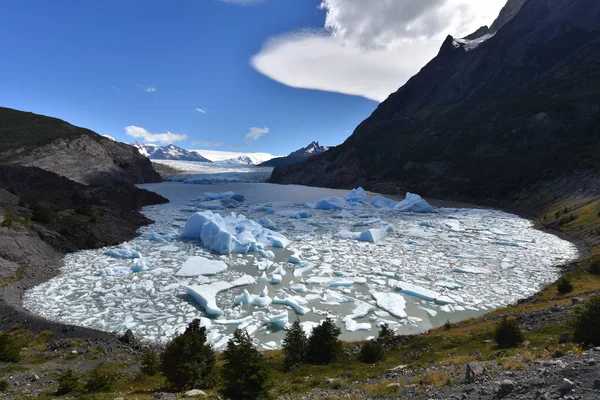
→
(24, 179, 579, 350)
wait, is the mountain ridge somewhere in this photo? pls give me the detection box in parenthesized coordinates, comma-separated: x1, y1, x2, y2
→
(270, 0, 600, 203)
(132, 142, 212, 163)
(260, 141, 329, 167)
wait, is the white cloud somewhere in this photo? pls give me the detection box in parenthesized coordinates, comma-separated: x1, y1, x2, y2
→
(195, 108, 208, 114)
(244, 126, 269, 146)
(145, 86, 157, 93)
(124, 126, 188, 145)
(251, 0, 506, 102)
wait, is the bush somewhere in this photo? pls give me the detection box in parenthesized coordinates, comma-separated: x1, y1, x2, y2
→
(557, 277, 574, 294)
(84, 363, 117, 393)
(56, 368, 82, 395)
(307, 318, 342, 365)
(359, 341, 385, 364)
(377, 323, 395, 344)
(221, 329, 270, 400)
(31, 205, 54, 223)
(282, 318, 307, 371)
(590, 260, 600, 275)
(160, 319, 216, 391)
(141, 348, 160, 376)
(573, 294, 600, 346)
(0, 334, 21, 362)
(494, 318, 524, 348)
(0, 380, 7, 392)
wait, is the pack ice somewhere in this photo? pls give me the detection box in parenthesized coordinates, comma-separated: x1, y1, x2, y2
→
(23, 186, 579, 350)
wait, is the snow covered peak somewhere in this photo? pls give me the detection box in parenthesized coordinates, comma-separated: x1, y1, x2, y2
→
(101, 134, 117, 141)
(453, 33, 496, 52)
(133, 143, 212, 162)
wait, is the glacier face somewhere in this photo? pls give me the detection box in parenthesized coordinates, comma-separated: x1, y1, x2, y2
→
(23, 184, 579, 350)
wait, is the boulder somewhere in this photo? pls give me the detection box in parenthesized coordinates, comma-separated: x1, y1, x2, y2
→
(560, 378, 574, 393)
(465, 361, 485, 383)
(185, 389, 207, 397)
(119, 329, 135, 344)
(499, 379, 515, 395)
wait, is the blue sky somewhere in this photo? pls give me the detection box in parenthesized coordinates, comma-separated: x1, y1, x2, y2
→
(0, 0, 505, 155)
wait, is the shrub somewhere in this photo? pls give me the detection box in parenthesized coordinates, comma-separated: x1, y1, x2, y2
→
(160, 319, 216, 391)
(282, 318, 307, 371)
(221, 329, 270, 400)
(84, 363, 117, 393)
(31, 205, 54, 223)
(378, 323, 395, 344)
(56, 368, 82, 395)
(141, 348, 160, 376)
(557, 277, 574, 294)
(494, 318, 524, 348)
(0, 380, 7, 392)
(590, 260, 600, 275)
(307, 318, 342, 365)
(359, 341, 385, 364)
(573, 294, 600, 346)
(0, 334, 21, 362)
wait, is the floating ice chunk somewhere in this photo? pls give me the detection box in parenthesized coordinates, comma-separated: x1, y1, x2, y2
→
(288, 254, 302, 264)
(293, 261, 314, 277)
(342, 315, 371, 332)
(186, 275, 256, 316)
(97, 267, 131, 276)
(257, 259, 273, 271)
(176, 257, 228, 277)
(196, 200, 225, 210)
(132, 280, 154, 293)
(130, 259, 148, 273)
(276, 209, 312, 219)
(268, 311, 289, 330)
(268, 274, 282, 284)
(258, 217, 277, 230)
(348, 299, 376, 319)
(322, 289, 351, 305)
(182, 211, 290, 255)
(395, 281, 440, 302)
(419, 306, 438, 317)
(329, 278, 354, 287)
(147, 231, 168, 243)
(394, 193, 436, 213)
(372, 292, 407, 318)
(359, 227, 392, 243)
(454, 266, 491, 274)
(235, 287, 273, 308)
(344, 188, 368, 204)
(315, 197, 351, 210)
(370, 195, 396, 208)
(307, 276, 332, 286)
(159, 245, 180, 252)
(273, 294, 310, 315)
(190, 191, 237, 203)
(290, 284, 307, 293)
(104, 247, 141, 259)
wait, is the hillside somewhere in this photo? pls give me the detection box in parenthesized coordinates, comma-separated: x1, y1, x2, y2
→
(270, 0, 600, 204)
(260, 141, 329, 167)
(0, 107, 162, 185)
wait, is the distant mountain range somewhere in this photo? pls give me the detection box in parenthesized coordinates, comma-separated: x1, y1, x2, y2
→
(132, 142, 212, 163)
(260, 141, 329, 167)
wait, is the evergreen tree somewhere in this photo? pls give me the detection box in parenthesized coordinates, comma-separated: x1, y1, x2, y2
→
(282, 318, 308, 370)
(160, 319, 216, 391)
(306, 318, 342, 365)
(221, 329, 270, 400)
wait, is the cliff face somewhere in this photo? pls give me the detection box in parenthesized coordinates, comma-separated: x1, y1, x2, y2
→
(0, 107, 161, 185)
(271, 0, 600, 202)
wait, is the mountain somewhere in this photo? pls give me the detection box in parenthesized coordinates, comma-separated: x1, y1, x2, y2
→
(0, 107, 161, 185)
(260, 141, 329, 167)
(270, 0, 600, 203)
(193, 149, 278, 165)
(133, 143, 212, 162)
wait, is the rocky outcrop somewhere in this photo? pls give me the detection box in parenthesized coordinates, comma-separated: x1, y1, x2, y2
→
(270, 0, 600, 203)
(0, 107, 162, 185)
(260, 141, 329, 168)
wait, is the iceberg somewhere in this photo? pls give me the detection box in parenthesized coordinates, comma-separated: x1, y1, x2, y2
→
(395, 281, 440, 302)
(258, 216, 277, 230)
(182, 211, 290, 255)
(372, 292, 407, 318)
(104, 247, 141, 259)
(234, 287, 272, 308)
(342, 315, 371, 332)
(358, 227, 392, 243)
(273, 294, 310, 315)
(394, 193, 436, 213)
(315, 197, 351, 210)
(175, 256, 228, 277)
(185, 275, 256, 317)
(344, 187, 368, 204)
(268, 311, 289, 330)
(97, 267, 131, 276)
(370, 196, 396, 208)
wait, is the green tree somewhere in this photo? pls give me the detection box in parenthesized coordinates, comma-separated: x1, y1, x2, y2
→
(221, 329, 270, 400)
(84, 363, 117, 393)
(557, 277, 574, 294)
(359, 341, 385, 364)
(56, 368, 82, 395)
(377, 323, 395, 344)
(282, 318, 308, 371)
(573, 294, 600, 346)
(306, 318, 342, 365)
(160, 319, 216, 391)
(141, 348, 160, 376)
(0, 334, 21, 363)
(494, 318, 524, 348)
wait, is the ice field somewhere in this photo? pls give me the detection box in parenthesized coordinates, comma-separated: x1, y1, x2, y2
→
(24, 182, 579, 349)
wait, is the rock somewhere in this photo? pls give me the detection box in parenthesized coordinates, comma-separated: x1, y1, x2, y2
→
(465, 362, 484, 383)
(558, 332, 571, 344)
(571, 297, 584, 305)
(499, 379, 515, 395)
(71, 350, 77, 355)
(588, 358, 596, 366)
(388, 365, 407, 372)
(387, 383, 402, 388)
(30, 374, 39, 382)
(119, 329, 135, 344)
(522, 340, 531, 347)
(184, 389, 207, 397)
(594, 379, 600, 389)
(560, 378, 574, 393)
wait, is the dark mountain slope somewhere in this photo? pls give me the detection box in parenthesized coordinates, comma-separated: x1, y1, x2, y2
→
(271, 0, 600, 202)
(0, 107, 162, 185)
(260, 141, 329, 167)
